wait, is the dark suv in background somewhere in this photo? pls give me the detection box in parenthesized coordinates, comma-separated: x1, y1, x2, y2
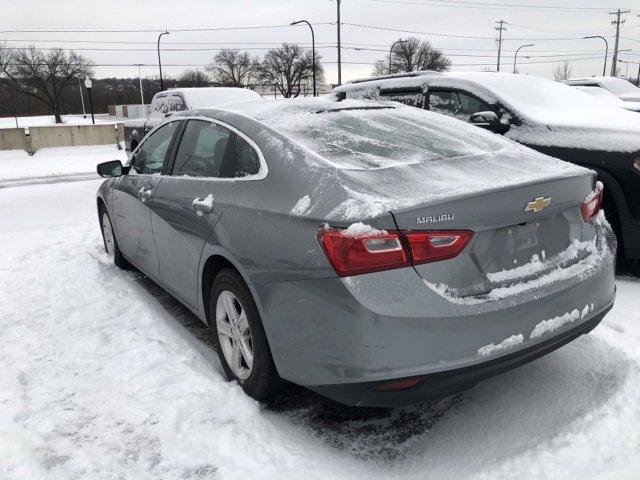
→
(334, 72, 640, 269)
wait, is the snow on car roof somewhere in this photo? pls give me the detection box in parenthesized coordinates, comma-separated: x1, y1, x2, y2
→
(566, 76, 640, 96)
(170, 87, 262, 109)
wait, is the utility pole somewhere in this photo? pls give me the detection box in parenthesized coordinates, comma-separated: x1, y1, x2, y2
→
(134, 64, 145, 106)
(609, 9, 629, 76)
(495, 20, 507, 72)
(336, 0, 342, 85)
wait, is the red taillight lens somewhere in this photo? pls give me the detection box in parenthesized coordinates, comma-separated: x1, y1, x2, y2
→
(318, 228, 410, 276)
(405, 230, 473, 265)
(581, 181, 603, 222)
(318, 227, 473, 276)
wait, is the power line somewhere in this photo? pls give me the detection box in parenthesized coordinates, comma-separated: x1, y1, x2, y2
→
(0, 23, 333, 34)
(358, 0, 637, 13)
(342, 22, 496, 39)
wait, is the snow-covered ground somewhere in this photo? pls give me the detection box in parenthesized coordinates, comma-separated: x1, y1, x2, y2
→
(0, 175, 639, 479)
(0, 146, 127, 187)
(0, 114, 117, 129)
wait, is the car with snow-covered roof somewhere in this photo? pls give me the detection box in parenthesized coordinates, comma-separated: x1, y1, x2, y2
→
(96, 97, 615, 406)
(334, 71, 640, 268)
(564, 76, 640, 104)
(123, 87, 262, 153)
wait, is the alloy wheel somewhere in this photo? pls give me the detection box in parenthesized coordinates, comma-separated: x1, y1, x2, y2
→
(215, 290, 254, 380)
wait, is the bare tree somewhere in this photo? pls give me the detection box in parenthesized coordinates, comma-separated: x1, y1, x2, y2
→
(178, 69, 210, 87)
(207, 49, 258, 87)
(553, 60, 573, 81)
(0, 44, 94, 123)
(257, 44, 324, 98)
(372, 37, 451, 76)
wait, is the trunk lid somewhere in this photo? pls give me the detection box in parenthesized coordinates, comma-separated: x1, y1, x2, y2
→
(391, 172, 595, 297)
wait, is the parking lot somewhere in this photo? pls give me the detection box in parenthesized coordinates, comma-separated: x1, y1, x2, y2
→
(1, 171, 638, 479)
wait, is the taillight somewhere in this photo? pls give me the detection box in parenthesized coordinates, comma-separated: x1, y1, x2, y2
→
(634, 158, 640, 173)
(581, 181, 603, 222)
(318, 227, 473, 276)
(405, 230, 473, 265)
(318, 228, 410, 276)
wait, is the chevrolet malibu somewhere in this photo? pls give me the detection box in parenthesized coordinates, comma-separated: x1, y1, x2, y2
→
(96, 98, 616, 407)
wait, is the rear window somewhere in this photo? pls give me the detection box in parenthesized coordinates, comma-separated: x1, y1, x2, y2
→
(267, 106, 506, 170)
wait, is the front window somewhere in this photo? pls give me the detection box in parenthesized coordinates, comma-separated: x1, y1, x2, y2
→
(129, 121, 179, 174)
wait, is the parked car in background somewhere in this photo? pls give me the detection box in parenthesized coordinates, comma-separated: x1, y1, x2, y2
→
(564, 76, 640, 104)
(123, 87, 262, 152)
(96, 98, 615, 406)
(572, 85, 640, 113)
(334, 72, 640, 267)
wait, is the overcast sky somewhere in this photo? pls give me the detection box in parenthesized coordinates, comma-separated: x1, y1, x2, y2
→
(2, 0, 639, 84)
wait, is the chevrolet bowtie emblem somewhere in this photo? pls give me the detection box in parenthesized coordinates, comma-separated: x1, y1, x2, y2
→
(524, 197, 551, 213)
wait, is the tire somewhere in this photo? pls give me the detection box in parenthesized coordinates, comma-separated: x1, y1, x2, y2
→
(210, 268, 284, 401)
(99, 206, 132, 270)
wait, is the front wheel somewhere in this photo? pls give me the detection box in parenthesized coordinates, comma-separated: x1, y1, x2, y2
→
(210, 269, 284, 401)
(100, 207, 131, 269)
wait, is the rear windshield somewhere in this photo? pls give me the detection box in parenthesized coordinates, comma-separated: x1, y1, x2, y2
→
(266, 106, 507, 170)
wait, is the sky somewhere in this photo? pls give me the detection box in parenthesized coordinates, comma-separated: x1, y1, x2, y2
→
(1, 0, 639, 85)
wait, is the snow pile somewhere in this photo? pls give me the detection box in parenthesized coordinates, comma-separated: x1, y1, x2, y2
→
(192, 194, 214, 216)
(477, 334, 524, 357)
(342, 222, 386, 237)
(530, 304, 594, 339)
(487, 238, 595, 284)
(290, 195, 312, 216)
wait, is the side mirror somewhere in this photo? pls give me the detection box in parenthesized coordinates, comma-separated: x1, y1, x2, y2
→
(469, 111, 509, 134)
(97, 160, 124, 178)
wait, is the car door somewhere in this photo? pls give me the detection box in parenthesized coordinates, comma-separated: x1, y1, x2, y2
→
(151, 118, 262, 308)
(112, 120, 181, 278)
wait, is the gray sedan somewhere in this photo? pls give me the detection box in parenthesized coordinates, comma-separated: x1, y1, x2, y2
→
(96, 98, 616, 407)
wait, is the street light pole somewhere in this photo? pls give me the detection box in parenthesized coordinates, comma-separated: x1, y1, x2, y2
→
(291, 20, 316, 96)
(157, 31, 170, 91)
(583, 35, 609, 76)
(84, 77, 95, 125)
(389, 40, 408, 74)
(513, 43, 534, 74)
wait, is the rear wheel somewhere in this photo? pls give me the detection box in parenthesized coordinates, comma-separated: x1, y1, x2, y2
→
(100, 207, 131, 269)
(210, 268, 284, 401)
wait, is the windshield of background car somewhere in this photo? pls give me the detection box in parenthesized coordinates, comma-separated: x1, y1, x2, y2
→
(265, 106, 507, 170)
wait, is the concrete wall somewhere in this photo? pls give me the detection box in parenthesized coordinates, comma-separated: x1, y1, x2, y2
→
(29, 124, 124, 151)
(0, 128, 26, 151)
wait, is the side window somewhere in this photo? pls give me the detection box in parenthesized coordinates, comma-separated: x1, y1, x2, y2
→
(456, 92, 491, 119)
(428, 90, 492, 121)
(428, 90, 461, 117)
(171, 120, 262, 179)
(234, 136, 260, 177)
(379, 90, 425, 108)
(172, 120, 232, 178)
(130, 121, 179, 174)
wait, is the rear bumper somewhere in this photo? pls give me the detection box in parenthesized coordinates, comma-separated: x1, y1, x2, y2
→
(252, 218, 616, 405)
(310, 300, 613, 407)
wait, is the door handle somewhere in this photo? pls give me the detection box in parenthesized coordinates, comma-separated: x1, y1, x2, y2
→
(138, 187, 153, 202)
(192, 194, 214, 215)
